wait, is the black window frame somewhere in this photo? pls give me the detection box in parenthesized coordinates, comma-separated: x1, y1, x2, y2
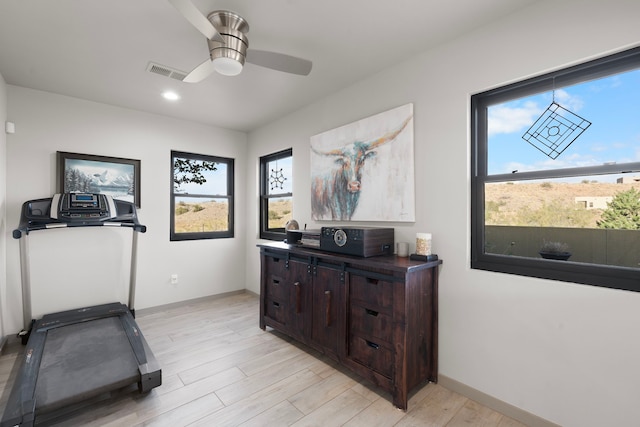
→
(471, 46, 640, 293)
(170, 150, 234, 241)
(260, 148, 293, 241)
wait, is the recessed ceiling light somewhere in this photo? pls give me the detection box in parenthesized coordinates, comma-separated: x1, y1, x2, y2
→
(162, 91, 180, 101)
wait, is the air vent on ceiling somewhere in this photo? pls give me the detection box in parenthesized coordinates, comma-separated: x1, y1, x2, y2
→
(146, 62, 187, 81)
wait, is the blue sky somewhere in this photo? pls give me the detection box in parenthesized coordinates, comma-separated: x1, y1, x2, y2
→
(488, 69, 640, 180)
(175, 161, 229, 196)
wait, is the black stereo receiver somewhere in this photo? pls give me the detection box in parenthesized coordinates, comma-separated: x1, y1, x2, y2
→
(320, 227, 394, 257)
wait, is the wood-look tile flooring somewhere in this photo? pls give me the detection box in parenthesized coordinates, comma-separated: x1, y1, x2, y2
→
(0, 292, 527, 426)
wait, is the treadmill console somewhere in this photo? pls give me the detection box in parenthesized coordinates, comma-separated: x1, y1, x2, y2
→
(52, 193, 117, 221)
(13, 193, 144, 239)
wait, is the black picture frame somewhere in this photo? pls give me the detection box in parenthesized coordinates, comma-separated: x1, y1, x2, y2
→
(57, 151, 141, 207)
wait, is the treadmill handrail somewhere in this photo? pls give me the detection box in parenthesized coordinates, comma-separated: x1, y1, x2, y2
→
(12, 195, 147, 239)
(13, 221, 146, 239)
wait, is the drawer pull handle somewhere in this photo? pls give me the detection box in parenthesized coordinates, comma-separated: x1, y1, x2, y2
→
(366, 277, 379, 285)
(294, 282, 301, 313)
(366, 340, 379, 350)
(272, 301, 280, 308)
(273, 279, 280, 285)
(365, 308, 379, 317)
(325, 290, 331, 327)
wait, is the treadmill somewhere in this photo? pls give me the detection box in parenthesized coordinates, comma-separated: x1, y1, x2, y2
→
(1, 193, 161, 426)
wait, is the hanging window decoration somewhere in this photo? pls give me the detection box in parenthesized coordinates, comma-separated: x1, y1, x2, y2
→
(522, 92, 591, 160)
(269, 161, 286, 190)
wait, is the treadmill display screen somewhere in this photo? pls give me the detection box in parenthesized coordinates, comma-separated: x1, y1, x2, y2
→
(55, 193, 115, 221)
(70, 193, 99, 208)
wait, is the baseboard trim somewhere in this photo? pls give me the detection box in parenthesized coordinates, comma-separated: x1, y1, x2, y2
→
(438, 375, 561, 427)
(135, 289, 250, 316)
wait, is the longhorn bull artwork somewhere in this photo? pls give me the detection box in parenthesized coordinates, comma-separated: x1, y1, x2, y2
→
(310, 103, 415, 221)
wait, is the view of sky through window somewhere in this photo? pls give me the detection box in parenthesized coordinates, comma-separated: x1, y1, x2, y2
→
(174, 161, 228, 195)
(488, 69, 640, 179)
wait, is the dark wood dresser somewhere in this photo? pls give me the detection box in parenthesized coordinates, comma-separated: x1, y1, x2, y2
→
(258, 242, 441, 410)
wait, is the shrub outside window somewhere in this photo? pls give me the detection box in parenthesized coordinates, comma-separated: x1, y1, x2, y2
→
(260, 149, 293, 240)
(471, 47, 640, 292)
(171, 150, 234, 241)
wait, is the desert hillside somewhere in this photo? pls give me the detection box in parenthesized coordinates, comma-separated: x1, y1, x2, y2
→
(485, 181, 640, 227)
(174, 200, 229, 232)
(174, 198, 293, 233)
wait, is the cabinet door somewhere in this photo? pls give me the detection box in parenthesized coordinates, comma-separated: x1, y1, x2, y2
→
(311, 265, 344, 355)
(263, 256, 311, 339)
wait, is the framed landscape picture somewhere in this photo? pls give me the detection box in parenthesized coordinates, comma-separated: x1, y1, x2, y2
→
(57, 151, 141, 207)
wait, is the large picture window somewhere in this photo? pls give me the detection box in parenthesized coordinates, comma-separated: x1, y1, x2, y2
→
(171, 150, 234, 241)
(471, 47, 640, 292)
(260, 149, 293, 240)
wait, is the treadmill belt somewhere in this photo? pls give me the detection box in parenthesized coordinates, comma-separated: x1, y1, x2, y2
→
(35, 316, 140, 413)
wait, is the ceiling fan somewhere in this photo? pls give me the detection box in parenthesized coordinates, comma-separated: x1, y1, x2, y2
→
(168, 0, 313, 81)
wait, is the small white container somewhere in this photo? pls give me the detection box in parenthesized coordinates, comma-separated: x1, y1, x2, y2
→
(397, 242, 409, 257)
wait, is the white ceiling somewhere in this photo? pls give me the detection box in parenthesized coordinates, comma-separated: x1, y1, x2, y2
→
(0, 0, 538, 132)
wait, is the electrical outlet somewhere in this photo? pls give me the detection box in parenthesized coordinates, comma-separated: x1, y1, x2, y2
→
(170, 274, 178, 285)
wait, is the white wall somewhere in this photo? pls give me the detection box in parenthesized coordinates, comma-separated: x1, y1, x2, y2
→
(246, 1, 640, 426)
(4, 86, 248, 334)
(0, 72, 7, 342)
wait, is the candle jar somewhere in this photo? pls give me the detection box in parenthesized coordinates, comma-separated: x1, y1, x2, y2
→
(397, 242, 409, 257)
(416, 233, 432, 256)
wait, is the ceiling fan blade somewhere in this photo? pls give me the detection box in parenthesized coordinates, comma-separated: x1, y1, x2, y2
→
(183, 59, 215, 83)
(246, 49, 312, 76)
(168, 0, 225, 44)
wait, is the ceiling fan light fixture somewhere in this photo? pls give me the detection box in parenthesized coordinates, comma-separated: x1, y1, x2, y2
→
(206, 25, 248, 76)
(204, 11, 249, 77)
(212, 56, 243, 76)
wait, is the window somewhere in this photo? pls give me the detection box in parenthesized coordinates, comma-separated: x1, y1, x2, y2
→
(171, 150, 234, 241)
(260, 149, 293, 240)
(471, 47, 640, 292)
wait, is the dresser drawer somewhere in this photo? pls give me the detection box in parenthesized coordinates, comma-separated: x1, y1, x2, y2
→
(350, 304, 393, 343)
(265, 297, 287, 325)
(349, 275, 393, 309)
(348, 335, 393, 378)
(265, 274, 288, 300)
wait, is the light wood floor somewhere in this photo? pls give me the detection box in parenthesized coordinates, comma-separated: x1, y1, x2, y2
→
(0, 292, 527, 426)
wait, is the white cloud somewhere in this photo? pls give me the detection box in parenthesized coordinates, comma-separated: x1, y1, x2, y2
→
(553, 89, 584, 111)
(488, 89, 587, 137)
(488, 101, 541, 136)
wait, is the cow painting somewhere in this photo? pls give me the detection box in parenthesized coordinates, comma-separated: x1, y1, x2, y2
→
(310, 106, 414, 221)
